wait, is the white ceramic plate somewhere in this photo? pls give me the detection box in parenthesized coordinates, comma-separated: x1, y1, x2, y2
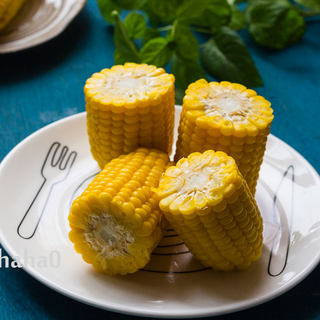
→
(0, 106, 320, 318)
(0, 0, 86, 54)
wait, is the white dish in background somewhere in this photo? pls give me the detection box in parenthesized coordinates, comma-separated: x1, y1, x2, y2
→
(0, 106, 319, 318)
(0, 0, 86, 54)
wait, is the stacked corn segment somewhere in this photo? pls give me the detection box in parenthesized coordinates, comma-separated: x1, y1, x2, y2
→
(175, 80, 273, 194)
(84, 63, 175, 169)
(156, 150, 263, 271)
(69, 148, 170, 275)
(0, 0, 26, 31)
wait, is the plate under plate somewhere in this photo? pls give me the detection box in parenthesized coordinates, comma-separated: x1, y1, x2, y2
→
(0, 0, 86, 54)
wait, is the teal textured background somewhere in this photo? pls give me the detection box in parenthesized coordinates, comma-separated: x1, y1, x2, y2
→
(0, 1, 319, 319)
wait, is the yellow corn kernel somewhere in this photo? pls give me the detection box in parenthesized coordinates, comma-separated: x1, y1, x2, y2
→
(0, 0, 26, 31)
(85, 63, 175, 169)
(156, 150, 263, 271)
(175, 80, 273, 194)
(68, 148, 170, 275)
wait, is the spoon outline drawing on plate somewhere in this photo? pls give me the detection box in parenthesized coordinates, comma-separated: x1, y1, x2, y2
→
(268, 165, 295, 277)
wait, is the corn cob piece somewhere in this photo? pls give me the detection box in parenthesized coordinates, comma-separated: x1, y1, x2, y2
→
(0, 0, 26, 31)
(84, 63, 175, 169)
(69, 148, 170, 275)
(156, 150, 263, 271)
(175, 80, 273, 194)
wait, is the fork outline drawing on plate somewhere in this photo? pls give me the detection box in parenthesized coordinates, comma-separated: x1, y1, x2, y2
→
(17, 142, 77, 240)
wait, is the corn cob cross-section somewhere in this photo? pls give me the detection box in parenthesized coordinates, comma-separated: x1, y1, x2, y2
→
(175, 80, 273, 194)
(69, 148, 170, 275)
(156, 150, 263, 271)
(85, 63, 175, 169)
(0, 0, 26, 31)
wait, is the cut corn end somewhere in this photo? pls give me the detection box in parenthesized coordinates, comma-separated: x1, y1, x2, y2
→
(175, 80, 273, 194)
(85, 63, 175, 169)
(69, 148, 170, 275)
(156, 150, 264, 271)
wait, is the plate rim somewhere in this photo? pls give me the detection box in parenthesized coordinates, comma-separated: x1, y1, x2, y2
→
(0, 0, 87, 54)
(0, 110, 320, 318)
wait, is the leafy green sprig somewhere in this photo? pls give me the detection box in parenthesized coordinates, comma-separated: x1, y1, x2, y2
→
(98, 0, 319, 102)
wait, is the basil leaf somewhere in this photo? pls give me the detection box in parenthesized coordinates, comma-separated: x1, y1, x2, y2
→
(113, 12, 141, 63)
(201, 26, 263, 87)
(229, 5, 246, 30)
(97, 0, 121, 23)
(140, 37, 173, 67)
(114, 0, 146, 10)
(246, 0, 306, 49)
(178, 0, 208, 20)
(142, 4, 161, 26)
(172, 55, 207, 92)
(175, 87, 185, 105)
(229, 0, 248, 3)
(294, 0, 320, 12)
(189, 0, 231, 28)
(172, 55, 207, 104)
(124, 12, 147, 40)
(147, 0, 180, 23)
(114, 49, 127, 64)
(142, 28, 161, 45)
(174, 24, 199, 62)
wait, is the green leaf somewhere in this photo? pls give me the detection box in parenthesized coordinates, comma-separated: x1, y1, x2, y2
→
(172, 55, 207, 104)
(228, 0, 248, 3)
(175, 87, 185, 105)
(200, 26, 263, 87)
(123, 12, 147, 40)
(140, 37, 173, 67)
(113, 12, 141, 63)
(177, 0, 208, 20)
(294, 0, 320, 12)
(172, 55, 207, 93)
(147, 0, 180, 23)
(174, 24, 199, 62)
(188, 0, 231, 28)
(142, 28, 161, 45)
(246, 0, 306, 49)
(114, 49, 127, 64)
(142, 4, 161, 26)
(229, 5, 246, 30)
(113, 0, 146, 10)
(97, 0, 121, 23)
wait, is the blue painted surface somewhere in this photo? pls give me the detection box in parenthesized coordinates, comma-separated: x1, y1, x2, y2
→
(0, 1, 319, 319)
